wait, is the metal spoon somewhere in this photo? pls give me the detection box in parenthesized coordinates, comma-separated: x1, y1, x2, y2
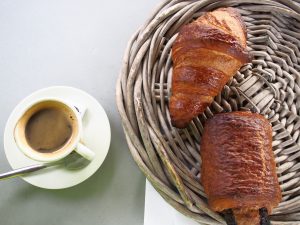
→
(0, 152, 90, 181)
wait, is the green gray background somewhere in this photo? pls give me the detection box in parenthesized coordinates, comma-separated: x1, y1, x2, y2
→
(0, 0, 160, 224)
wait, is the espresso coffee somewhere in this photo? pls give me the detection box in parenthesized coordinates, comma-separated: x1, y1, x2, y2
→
(25, 107, 73, 153)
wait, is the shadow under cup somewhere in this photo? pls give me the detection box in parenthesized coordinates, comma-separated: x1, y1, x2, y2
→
(14, 100, 80, 162)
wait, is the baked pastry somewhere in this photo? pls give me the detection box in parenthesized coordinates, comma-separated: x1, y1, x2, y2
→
(170, 7, 250, 128)
(201, 111, 282, 225)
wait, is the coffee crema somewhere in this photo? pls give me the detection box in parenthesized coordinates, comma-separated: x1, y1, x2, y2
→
(25, 107, 73, 153)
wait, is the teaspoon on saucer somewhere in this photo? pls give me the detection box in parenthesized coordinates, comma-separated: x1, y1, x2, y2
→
(0, 152, 90, 181)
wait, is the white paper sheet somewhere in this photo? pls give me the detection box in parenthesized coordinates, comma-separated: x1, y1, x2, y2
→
(144, 180, 202, 225)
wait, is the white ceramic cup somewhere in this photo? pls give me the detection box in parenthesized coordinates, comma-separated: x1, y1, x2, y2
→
(13, 97, 95, 162)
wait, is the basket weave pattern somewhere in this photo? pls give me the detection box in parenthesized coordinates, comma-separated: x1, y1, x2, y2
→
(116, 1, 300, 224)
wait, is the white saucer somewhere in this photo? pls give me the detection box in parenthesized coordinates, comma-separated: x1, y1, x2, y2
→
(4, 86, 111, 189)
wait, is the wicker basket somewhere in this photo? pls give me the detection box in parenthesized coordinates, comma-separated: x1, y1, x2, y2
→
(116, 0, 300, 224)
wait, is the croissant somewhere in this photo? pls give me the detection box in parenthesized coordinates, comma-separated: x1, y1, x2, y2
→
(201, 111, 282, 225)
(170, 7, 250, 128)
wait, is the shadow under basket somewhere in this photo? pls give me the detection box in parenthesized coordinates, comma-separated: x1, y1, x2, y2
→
(116, 0, 300, 224)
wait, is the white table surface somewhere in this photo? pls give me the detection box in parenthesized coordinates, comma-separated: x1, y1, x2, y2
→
(0, 1, 160, 225)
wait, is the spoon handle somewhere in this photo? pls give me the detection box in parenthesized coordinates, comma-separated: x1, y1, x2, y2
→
(0, 164, 48, 180)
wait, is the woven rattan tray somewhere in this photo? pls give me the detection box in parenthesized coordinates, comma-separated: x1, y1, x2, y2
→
(116, 0, 300, 224)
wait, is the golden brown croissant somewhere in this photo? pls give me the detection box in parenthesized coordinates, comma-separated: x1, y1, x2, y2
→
(170, 7, 251, 128)
(201, 111, 282, 225)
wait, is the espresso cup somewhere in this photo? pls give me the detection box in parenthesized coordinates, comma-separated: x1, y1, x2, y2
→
(14, 98, 95, 162)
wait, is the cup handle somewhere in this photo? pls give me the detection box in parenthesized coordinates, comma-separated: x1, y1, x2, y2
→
(75, 143, 95, 161)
